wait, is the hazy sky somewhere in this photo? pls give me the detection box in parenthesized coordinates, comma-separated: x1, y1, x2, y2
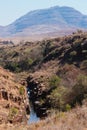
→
(0, 0, 87, 26)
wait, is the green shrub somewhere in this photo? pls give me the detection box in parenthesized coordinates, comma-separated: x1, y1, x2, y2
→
(5, 62, 20, 72)
(65, 104, 71, 111)
(48, 86, 68, 111)
(49, 75, 61, 89)
(19, 58, 33, 70)
(68, 75, 87, 106)
(9, 107, 18, 119)
(19, 86, 25, 95)
(28, 58, 33, 65)
(5, 58, 33, 72)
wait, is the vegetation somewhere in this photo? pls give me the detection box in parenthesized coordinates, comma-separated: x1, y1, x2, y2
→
(19, 86, 25, 95)
(0, 32, 87, 73)
(65, 104, 71, 111)
(48, 73, 86, 111)
(49, 75, 61, 89)
(48, 86, 68, 111)
(8, 107, 19, 119)
(68, 75, 87, 106)
(4, 58, 33, 72)
(5, 62, 20, 72)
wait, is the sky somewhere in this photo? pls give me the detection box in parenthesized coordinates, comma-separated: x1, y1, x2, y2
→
(0, 0, 87, 26)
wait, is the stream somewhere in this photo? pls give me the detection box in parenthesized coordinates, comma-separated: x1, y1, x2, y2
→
(27, 90, 40, 124)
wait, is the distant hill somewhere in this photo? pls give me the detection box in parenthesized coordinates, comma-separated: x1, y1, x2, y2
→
(0, 6, 87, 38)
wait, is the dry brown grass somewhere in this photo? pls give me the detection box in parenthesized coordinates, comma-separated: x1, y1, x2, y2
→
(0, 101, 87, 130)
(29, 102, 87, 130)
(0, 66, 28, 125)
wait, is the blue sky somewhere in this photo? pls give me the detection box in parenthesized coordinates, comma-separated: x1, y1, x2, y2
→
(0, 0, 87, 26)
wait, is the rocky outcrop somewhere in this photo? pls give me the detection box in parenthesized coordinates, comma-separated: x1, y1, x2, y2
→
(27, 73, 50, 118)
(0, 67, 30, 124)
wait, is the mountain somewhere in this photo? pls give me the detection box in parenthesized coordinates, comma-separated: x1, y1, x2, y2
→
(0, 6, 87, 38)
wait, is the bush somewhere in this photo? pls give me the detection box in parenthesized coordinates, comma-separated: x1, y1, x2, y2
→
(19, 86, 25, 95)
(19, 58, 33, 70)
(67, 75, 87, 106)
(49, 75, 61, 89)
(48, 86, 68, 111)
(4, 58, 34, 72)
(65, 104, 71, 111)
(5, 62, 21, 72)
(9, 107, 18, 119)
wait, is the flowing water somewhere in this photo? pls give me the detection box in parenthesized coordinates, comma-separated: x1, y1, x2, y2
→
(27, 90, 40, 124)
(28, 102, 40, 124)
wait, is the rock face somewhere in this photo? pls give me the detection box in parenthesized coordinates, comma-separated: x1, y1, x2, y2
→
(27, 73, 50, 118)
(0, 67, 29, 124)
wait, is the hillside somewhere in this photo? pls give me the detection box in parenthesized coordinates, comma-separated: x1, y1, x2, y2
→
(0, 31, 87, 73)
(0, 6, 87, 39)
(0, 31, 87, 112)
(0, 32, 87, 130)
(0, 66, 29, 125)
(0, 102, 87, 130)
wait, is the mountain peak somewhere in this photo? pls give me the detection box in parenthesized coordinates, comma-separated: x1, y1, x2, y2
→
(0, 6, 87, 38)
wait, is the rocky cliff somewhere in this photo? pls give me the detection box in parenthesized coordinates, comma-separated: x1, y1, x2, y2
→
(0, 66, 29, 124)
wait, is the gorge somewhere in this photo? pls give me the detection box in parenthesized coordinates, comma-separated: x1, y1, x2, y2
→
(0, 31, 87, 130)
